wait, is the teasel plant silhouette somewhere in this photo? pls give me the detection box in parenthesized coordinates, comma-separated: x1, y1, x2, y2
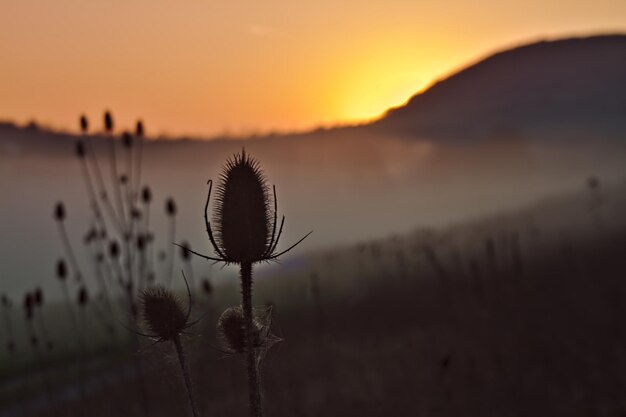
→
(56, 111, 191, 321)
(180, 149, 311, 417)
(51, 111, 197, 416)
(130, 275, 202, 417)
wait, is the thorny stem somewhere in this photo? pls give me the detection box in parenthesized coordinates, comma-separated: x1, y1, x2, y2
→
(173, 335, 200, 417)
(240, 261, 263, 417)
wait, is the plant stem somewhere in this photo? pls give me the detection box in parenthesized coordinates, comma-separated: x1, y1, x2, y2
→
(240, 261, 263, 417)
(173, 335, 200, 417)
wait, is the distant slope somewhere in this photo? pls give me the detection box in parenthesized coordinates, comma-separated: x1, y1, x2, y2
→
(373, 34, 626, 141)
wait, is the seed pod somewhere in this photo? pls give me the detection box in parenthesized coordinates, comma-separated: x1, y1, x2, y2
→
(180, 241, 191, 261)
(79, 115, 89, 133)
(141, 186, 152, 204)
(104, 111, 114, 132)
(214, 150, 272, 262)
(109, 241, 120, 258)
(78, 287, 89, 307)
(166, 198, 177, 216)
(54, 202, 66, 222)
(136, 235, 146, 251)
(140, 286, 187, 341)
(216, 306, 263, 354)
(56, 259, 68, 281)
(136, 120, 144, 137)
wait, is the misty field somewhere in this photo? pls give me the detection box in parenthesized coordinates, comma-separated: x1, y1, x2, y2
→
(1, 176, 625, 417)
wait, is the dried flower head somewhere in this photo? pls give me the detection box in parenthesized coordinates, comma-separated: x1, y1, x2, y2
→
(140, 286, 188, 341)
(104, 111, 114, 132)
(56, 259, 68, 281)
(180, 241, 191, 261)
(166, 198, 177, 216)
(79, 115, 89, 133)
(78, 287, 89, 307)
(182, 149, 311, 265)
(109, 241, 120, 258)
(136, 120, 144, 137)
(141, 186, 152, 204)
(216, 305, 279, 355)
(217, 306, 262, 354)
(54, 202, 66, 222)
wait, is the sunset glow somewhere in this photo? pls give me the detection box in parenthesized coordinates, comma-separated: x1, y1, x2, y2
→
(1, 0, 625, 137)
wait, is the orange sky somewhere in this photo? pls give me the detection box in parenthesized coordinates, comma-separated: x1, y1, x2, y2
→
(1, 0, 625, 137)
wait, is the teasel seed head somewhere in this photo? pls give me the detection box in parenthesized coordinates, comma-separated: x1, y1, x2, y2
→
(194, 148, 312, 266)
(79, 115, 89, 133)
(56, 259, 68, 281)
(136, 120, 144, 137)
(54, 202, 66, 222)
(214, 149, 271, 262)
(141, 186, 152, 204)
(166, 198, 177, 216)
(140, 286, 187, 341)
(109, 240, 120, 258)
(216, 305, 280, 355)
(180, 241, 191, 261)
(217, 306, 261, 354)
(104, 110, 113, 132)
(78, 287, 89, 307)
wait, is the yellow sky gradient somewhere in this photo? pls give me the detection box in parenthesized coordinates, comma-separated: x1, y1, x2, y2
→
(1, 0, 625, 137)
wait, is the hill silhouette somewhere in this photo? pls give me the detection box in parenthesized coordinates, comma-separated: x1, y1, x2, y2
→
(373, 34, 626, 141)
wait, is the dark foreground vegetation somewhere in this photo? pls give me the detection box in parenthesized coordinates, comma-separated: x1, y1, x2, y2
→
(1, 175, 625, 417)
